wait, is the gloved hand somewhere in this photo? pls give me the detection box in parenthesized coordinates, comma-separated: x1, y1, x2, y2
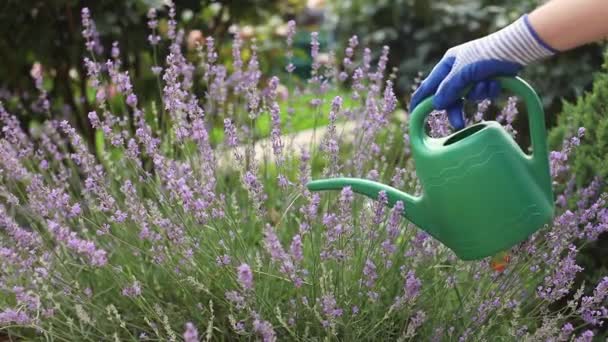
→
(409, 14, 558, 129)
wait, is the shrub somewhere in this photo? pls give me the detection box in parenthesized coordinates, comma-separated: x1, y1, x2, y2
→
(549, 49, 608, 192)
(1, 3, 608, 341)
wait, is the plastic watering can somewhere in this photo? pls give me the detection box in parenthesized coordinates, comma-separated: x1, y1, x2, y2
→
(307, 76, 555, 260)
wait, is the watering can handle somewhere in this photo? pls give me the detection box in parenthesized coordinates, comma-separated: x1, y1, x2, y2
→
(409, 76, 550, 172)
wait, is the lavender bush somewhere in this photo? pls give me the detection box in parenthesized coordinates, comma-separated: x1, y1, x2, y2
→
(1, 3, 608, 341)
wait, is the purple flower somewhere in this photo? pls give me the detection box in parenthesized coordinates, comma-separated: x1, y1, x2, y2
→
(404, 270, 422, 300)
(286, 20, 296, 48)
(496, 96, 519, 137)
(285, 20, 297, 72)
(263, 227, 286, 261)
(126, 93, 137, 107)
(290, 234, 303, 262)
(559, 322, 574, 341)
(111, 41, 120, 59)
(550, 127, 585, 179)
(340, 35, 358, 80)
(122, 280, 142, 297)
(47, 219, 108, 267)
(216, 254, 231, 266)
(243, 169, 267, 215)
(147, 9, 160, 45)
(474, 99, 491, 122)
(536, 246, 583, 302)
(252, 314, 276, 342)
(0, 204, 42, 250)
(183, 322, 199, 342)
(363, 259, 378, 288)
(382, 80, 397, 117)
(81, 8, 102, 54)
(0, 308, 30, 325)
(321, 293, 343, 320)
(269, 101, 283, 162)
(237, 263, 253, 290)
(321, 96, 342, 175)
(574, 330, 594, 342)
(427, 110, 452, 138)
(147, 8, 158, 29)
(225, 291, 246, 310)
(408, 310, 426, 332)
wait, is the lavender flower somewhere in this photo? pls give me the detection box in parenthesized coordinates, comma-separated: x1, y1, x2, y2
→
(371, 45, 389, 87)
(111, 41, 120, 60)
(47, 219, 107, 267)
(285, 20, 296, 73)
(558, 322, 574, 341)
(183, 322, 199, 342)
(574, 330, 594, 342)
(340, 35, 358, 81)
(225, 291, 246, 310)
(382, 80, 397, 117)
(427, 110, 452, 138)
(537, 245, 583, 302)
(321, 96, 342, 176)
(382, 200, 404, 258)
(474, 99, 491, 122)
(147, 8, 161, 45)
(167, 3, 177, 41)
(403, 270, 422, 302)
(321, 293, 343, 321)
(223, 118, 239, 150)
(550, 127, 585, 180)
(122, 281, 142, 297)
(0, 308, 30, 325)
(237, 263, 253, 290)
(496, 96, 519, 137)
(252, 314, 276, 342)
(290, 234, 303, 262)
(269, 101, 283, 162)
(30, 62, 50, 113)
(310, 32, 320, 80)
(406, 310, 426, 336)
(81, 8, 102, 54)
(363, 259, 378, 288)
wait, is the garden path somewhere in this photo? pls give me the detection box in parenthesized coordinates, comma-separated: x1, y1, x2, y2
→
(217, 120, 358, 168)
(217, 109, 407, 168)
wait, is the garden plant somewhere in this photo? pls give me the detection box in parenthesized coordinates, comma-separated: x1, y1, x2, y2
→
(1, 3, 608, 341)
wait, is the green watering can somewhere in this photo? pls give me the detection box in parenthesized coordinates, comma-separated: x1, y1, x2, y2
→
(307, 76, 555, 260)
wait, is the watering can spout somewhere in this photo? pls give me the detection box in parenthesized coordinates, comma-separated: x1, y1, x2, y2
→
(306, 178, 438, 238)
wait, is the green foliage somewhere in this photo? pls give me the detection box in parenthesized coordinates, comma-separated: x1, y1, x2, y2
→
(327, 0, 606, 118)
(0, 0, 305, 143)
(547, 49, 608, 327)
(548, 49, 608, 190)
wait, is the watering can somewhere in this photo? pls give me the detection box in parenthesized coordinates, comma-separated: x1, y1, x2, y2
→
(307, 76, 555, 260)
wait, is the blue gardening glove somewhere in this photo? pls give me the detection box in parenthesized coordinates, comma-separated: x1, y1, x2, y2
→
(409, 14, 558, 129)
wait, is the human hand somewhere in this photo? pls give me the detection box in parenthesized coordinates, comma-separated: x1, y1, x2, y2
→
(409, 14, 557, 129)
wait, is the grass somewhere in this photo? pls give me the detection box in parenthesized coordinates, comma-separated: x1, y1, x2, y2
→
(209, 87, 357, 145)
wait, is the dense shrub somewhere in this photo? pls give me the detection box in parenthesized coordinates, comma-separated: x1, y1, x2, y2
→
(547, 49, 608, 302)
(549, 50, 608, 191)
(1, 3, 608, 341)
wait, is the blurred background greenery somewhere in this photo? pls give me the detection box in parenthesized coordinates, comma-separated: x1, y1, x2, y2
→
(2, 0, 605, 139)
(326, 0, 606, 124)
